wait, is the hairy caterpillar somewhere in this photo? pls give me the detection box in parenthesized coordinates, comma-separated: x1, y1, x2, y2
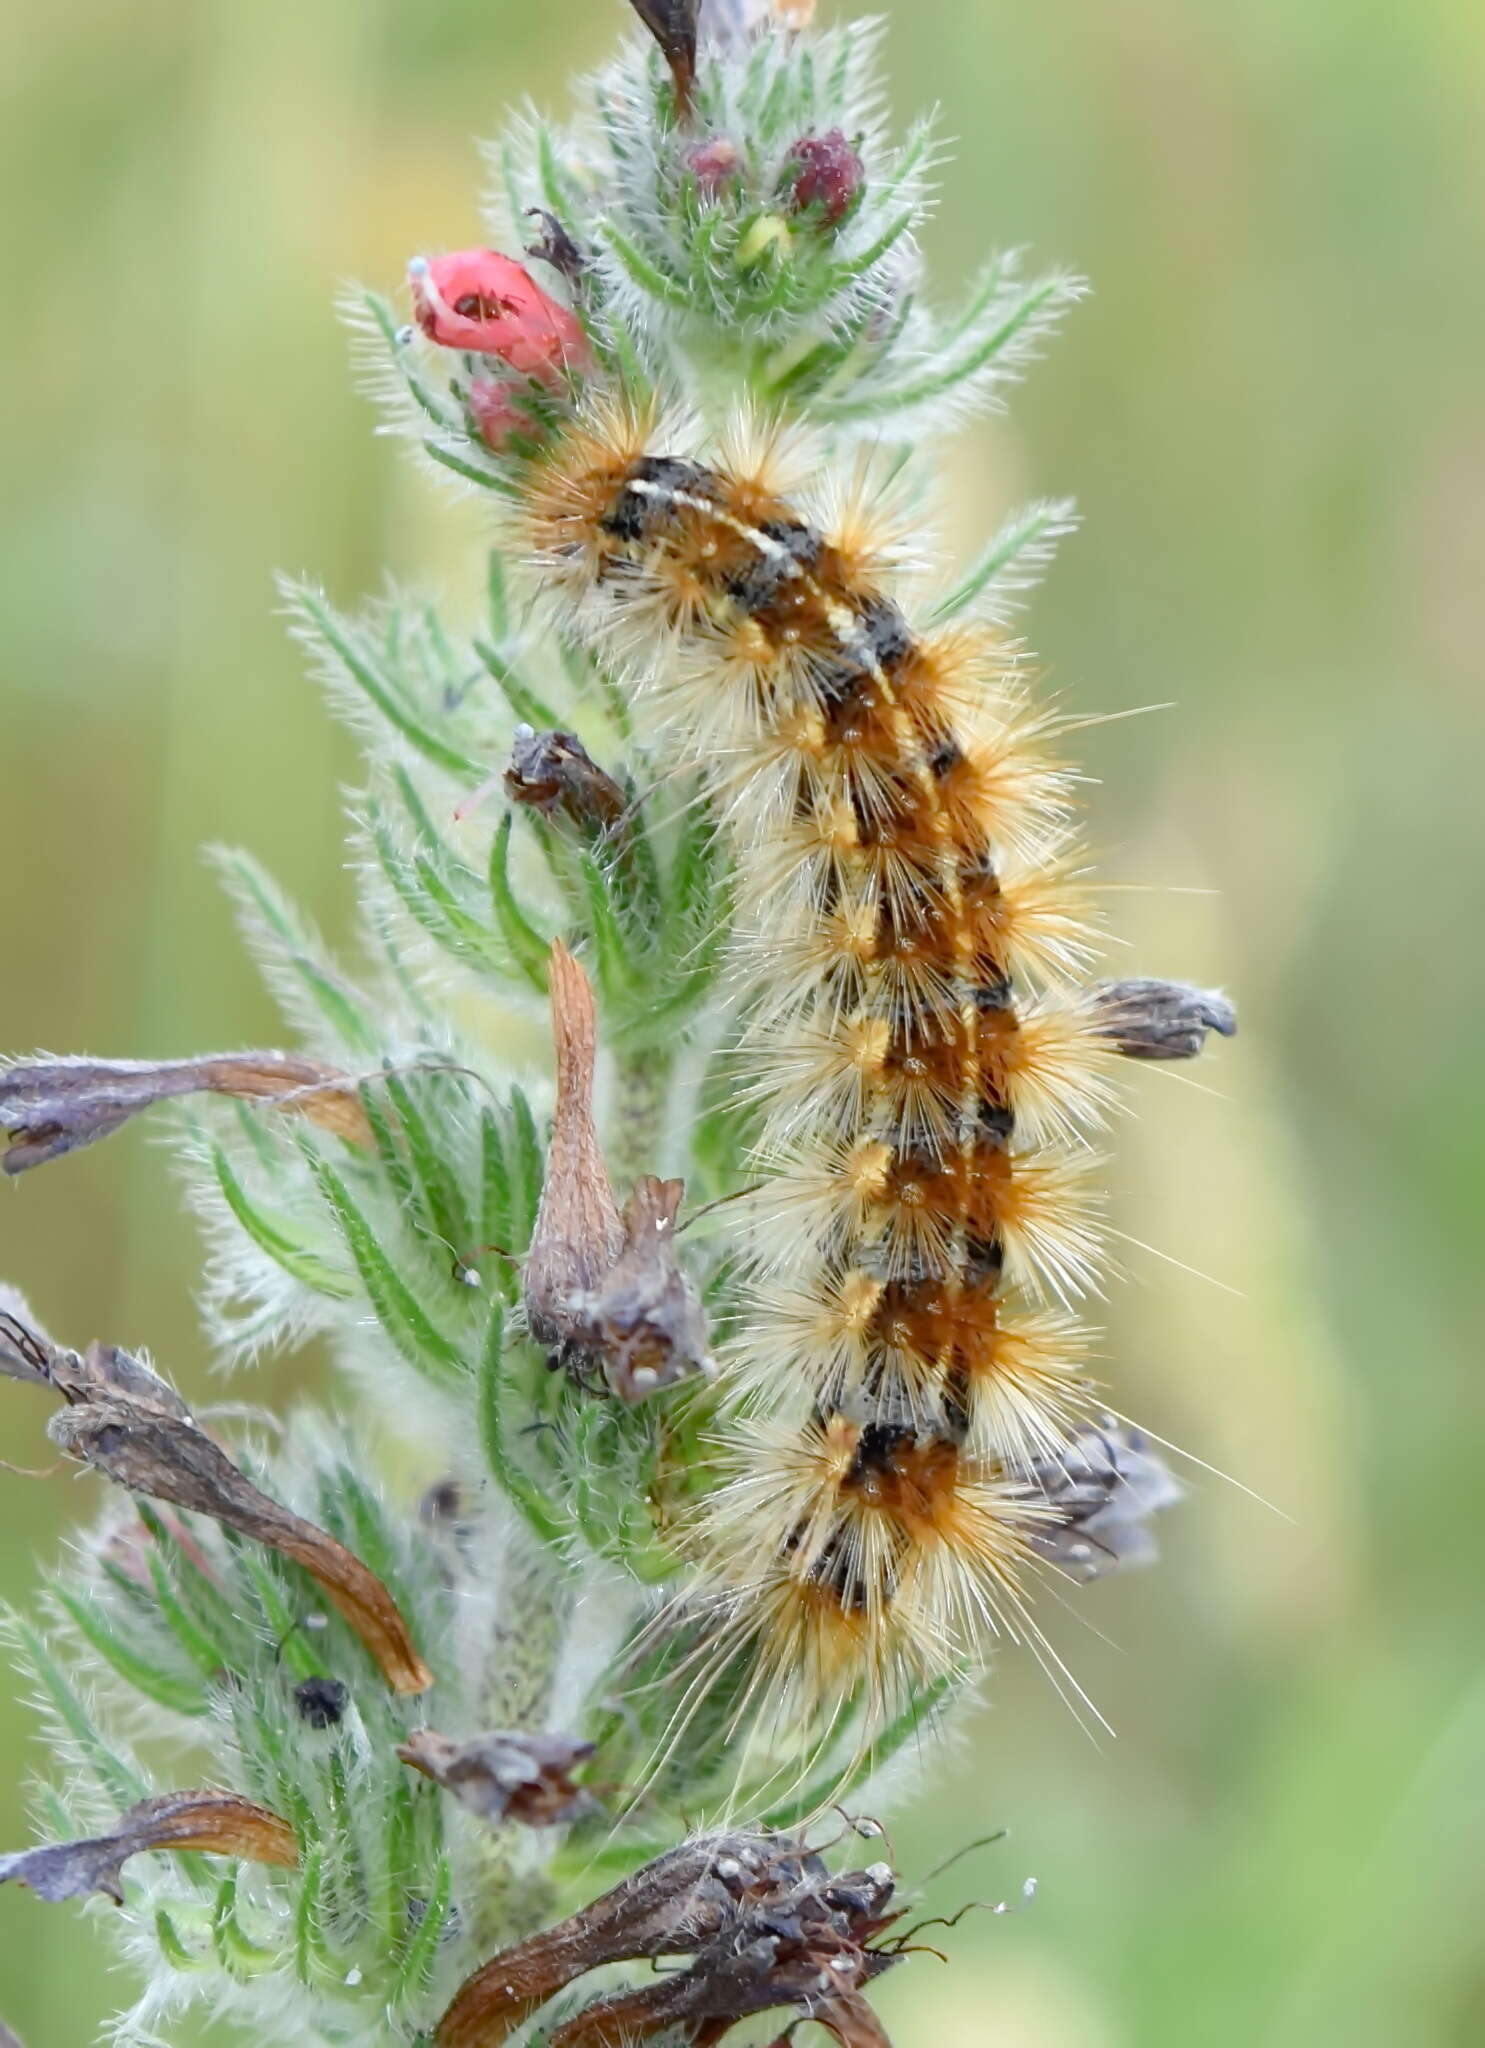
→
(520, 407, 1153, 1742)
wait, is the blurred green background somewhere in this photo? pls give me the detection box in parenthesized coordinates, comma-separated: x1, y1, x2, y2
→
(3, 0, 1483, 2041)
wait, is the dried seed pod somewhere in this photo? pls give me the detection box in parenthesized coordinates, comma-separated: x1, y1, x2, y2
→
(524, 942, 625, 1351)
(0, 1301, 432, 1695)
(525, 949, 712, 1401)
(0, 1791, 297, 1908)
(1092, 979, 1237, 1061)
(626, 0, 700, 118)
(0, 1050, 370, 1173)
(397, 1729, 596, 1828)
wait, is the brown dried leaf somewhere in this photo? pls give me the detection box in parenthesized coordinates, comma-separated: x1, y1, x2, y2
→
(398, 1729, 596, 1829)
(566, 1176, 713, 1401)
(0, 1050, 370, 1173)
(0, 1791, 297, 1908)
(524, 943, 624, 1349)
(1092, 979, 1236, 1061)
(0, 1301, 431, 1695)
(505, 728, 626, 834)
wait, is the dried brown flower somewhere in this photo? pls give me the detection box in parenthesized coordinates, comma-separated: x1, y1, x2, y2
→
(504, 726, 627, 836)
(0, 1302, 432, 1695)
(397, 1729, 596, 1829)
(1022, 1422, 1182, 1581)
(524, 210, 588, 287)
(1092, 979, 1237, 1061)
(0, 1791, 297, 1908)
(565, 1175, 713, 1400)
(0, 1051, 370, 1174)
(434, 1831, 862, 2048)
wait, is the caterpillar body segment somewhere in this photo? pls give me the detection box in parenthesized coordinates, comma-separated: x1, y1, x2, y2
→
(522, 411, 1146, 1738)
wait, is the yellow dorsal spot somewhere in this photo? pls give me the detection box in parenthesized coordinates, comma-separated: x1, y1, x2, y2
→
(834, 1268, 884, 1334)
(845, 1140, 894, 1201)
(842, 1014, 890, 1076)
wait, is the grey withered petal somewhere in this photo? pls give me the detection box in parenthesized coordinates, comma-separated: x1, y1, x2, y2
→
(1091, 979, 1237, 1061)
(397, 1729, 598, 1828)
(1023, 1422, 1183, 1582)
(0, 1049, 370, 1174)
(0, 1284, 55, 1384)
(0, 1790, 297, 1908)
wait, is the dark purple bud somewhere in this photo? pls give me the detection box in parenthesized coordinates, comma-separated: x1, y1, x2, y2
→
(786, 129, 865, 228)
(294, 1676, 349, 1728)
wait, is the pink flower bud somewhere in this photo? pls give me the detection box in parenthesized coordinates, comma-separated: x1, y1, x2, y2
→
(468, 379, 537, 453)
(786, 128, 864, 228)
(685, 136, 742, 197)
(407, 250, 592, 382)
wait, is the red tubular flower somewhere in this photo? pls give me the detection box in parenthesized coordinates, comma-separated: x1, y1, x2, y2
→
(408, 250, 592, 381)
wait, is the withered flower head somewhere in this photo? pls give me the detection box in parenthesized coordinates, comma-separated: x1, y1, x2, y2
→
(397, 1728, 596, 1829)
(0, 1050, 370, 1175)
(435, 1829, 830, 2048)
(460, 1852, 903, 2048)
(566, 1175, 714, 1401)
(1023, 1421, 1183, 1581)
(0, 1298, 432, 1694)
(1092, 978, 1237, 1061)
(504, 727, 627, 835)
(0, 1791, 297, 1909)
(524, 208, 588, 287)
